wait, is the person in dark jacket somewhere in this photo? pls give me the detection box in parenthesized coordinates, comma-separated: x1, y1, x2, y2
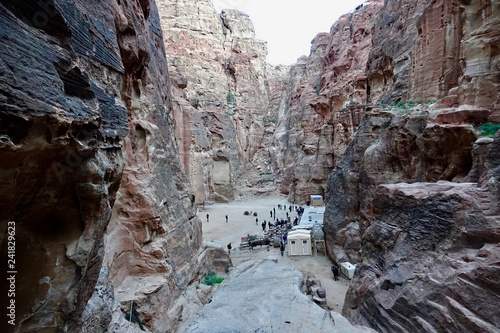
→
(280, 241, 285, 256)
(331, 264, 339, 281)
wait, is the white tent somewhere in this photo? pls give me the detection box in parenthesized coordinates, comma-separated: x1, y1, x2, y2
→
(293, 206, 325, 230)
(287, 229, 312, 256)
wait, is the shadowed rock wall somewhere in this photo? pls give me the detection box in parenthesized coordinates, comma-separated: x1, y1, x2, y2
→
(321, 1, 500, 331)
(0, 0, 204, 332)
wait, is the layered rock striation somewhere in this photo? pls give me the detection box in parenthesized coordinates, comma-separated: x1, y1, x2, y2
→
(326, 111, 500, 331)
(321, 0, 500, 326)
(272, 0, 499, 201)
(0, 0, 209, 332)
(368, 0, 500, 118)
(0, 0, 129, 331)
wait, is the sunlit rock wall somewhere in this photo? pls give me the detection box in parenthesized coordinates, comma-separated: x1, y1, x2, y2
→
(159, 0, 270, 203)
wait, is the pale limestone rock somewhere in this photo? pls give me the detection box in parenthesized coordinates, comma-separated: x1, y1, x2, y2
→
(178, 259, 377, 333)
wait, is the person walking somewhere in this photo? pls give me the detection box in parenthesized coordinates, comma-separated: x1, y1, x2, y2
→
(331, 264, 339, 281)
(255, 217, 258, 225)
(225, 215, 228, 223)
(280, 241, 285, 256)
(206, 213, 209, 222)
(227, 243, 232, 255)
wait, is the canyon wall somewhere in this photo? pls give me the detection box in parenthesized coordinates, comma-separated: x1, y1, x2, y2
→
(159, 0, 274, 203)
(368, 0, 500, 116)
(320, 0, 500, 331)
(273, 0, 499, 202)
(0, 0, 211, 332)
(270, 1, 385, 203)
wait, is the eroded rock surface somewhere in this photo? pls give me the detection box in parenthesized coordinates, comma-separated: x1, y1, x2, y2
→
(160, 0, 272, 203)
(271, 0, 499, 201)
(324, 107, 500, 331)
(270, 1, 384, 203)
(0, 0, 130, 331)
(179, 259, 377, 333)
(343, 180, 500, 332)
(0, 0, 206, 332)
(318, 2, 500, 331)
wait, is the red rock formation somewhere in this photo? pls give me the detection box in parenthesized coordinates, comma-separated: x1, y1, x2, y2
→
(324, 107, 500, 332)
(315, 1, 500, 331)
(0, 0, 129, 331)
(276, 0, 498, 205)
(160, 0, 270, 203)
(0, 0, 208, 332)
(368, 0, 499, 119)
(270, 1, 384, 203)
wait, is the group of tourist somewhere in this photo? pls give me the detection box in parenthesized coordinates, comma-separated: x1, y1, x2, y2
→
(204, 201, 307, 257)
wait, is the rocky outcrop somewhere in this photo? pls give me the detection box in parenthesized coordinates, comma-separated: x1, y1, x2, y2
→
(0, 0, 209, 332)
(270, 1, 384, 203)
(271, 0, 499, 201)
(342, 179, 500, 332)
(159, 0, 271, 203)
(323, 106, 500, 331)
(368, 0, 499, 118)
(0, 1, 129, 331)
(178, 259, 378, 333)
(315, 1, 500, 332)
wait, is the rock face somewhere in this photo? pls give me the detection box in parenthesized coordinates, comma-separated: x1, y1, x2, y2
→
(159, 0, 272, 203)
(323, 106, 500, 331)
(0, 0, 206, 332)
(0, 0, 128, 331)
(270, 1, 384, 203)
(178, 259, 378, 333)
(271, 0, 499, 201)
(325, 1, 500, 324)
(292, 1, 500, 331)
(367, 0, 500, 117)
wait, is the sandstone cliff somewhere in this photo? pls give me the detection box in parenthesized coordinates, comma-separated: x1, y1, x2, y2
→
(159, 0, 272, 203)
(273, 0, 499, 202)
(324, 107, 500, 332)
(319, 0, 500, 331)
(270, 1, 385, 203)
(0, 0, 208, 332)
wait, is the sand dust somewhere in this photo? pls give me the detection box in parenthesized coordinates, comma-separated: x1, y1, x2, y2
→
(197, 193, 350, 312)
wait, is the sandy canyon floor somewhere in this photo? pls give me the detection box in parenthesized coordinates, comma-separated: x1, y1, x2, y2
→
(197, 193, 350, 312)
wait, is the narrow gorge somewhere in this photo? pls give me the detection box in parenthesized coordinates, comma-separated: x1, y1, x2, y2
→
(0, 0, 498, 332)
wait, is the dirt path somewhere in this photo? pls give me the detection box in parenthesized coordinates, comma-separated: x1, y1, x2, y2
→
(197, 193, 350, 312)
